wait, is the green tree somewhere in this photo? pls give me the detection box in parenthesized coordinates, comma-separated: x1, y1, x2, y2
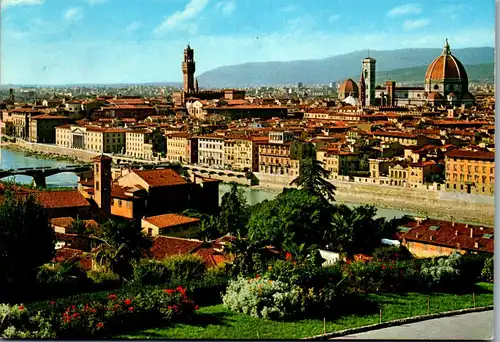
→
(290, 157, 336, 202)
(0, 192, 55, 298)
(247, 188, 332, 248)
(150, 128, 166, 153)
(327, 204, 396, 257)
(225, 231, 267, 277)
(92, 219, 152, 280)
(218, 182, 250, 236)
(69, 215, 91, 236)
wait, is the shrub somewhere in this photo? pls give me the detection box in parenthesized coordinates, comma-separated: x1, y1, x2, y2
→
(35, 262, 90, 299)
(372, 245, 413, 262)
(1, 287, 198, 339)
(455, 253, 488, 286)
(162, 254, 207, 282)
(481, 257, 493, 283)
(87, 270, 121, 291)
(133, 259, 171, 285)
(420, 252, 462, 291)
(222, 276, 301, 320)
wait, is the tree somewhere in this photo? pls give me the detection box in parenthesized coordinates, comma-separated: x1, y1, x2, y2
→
(247, 188, 333, 248)
(290, 157, 336, 203)
(0, 191, 55, 298)
(151, 128, 166, 153)
(225, 230, 267, 277)
(327, 204, 396, 257)
(69, 215, 91, 236)
(218, 182, 250, 236)
(92, 219, 152, 280)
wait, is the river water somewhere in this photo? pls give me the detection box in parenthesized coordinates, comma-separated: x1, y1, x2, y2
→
(0, 147, 422, 221)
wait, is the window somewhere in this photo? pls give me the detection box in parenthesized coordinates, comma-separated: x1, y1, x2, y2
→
(147, 228, 153, 236)
(118, 200, 122, 207)
(96, 181, 99, 191)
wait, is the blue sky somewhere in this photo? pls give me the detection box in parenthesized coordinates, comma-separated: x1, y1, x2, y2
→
(0, 0, 495, 84)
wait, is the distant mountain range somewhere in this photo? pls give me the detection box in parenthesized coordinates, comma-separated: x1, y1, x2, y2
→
(197, 47, 494, 88)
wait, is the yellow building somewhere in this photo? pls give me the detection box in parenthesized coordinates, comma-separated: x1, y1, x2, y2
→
(125, 129, 153, 159)
(86, 127, 126, 154)
(445, 147, 495, 195)
(166, 133, 191, 163)
(232, 136, 260, 172)
(407, 160, 442, 188)
(388, 162, 409, 187)
(223, 137, 236, 169)
(324, 150, 360, 178)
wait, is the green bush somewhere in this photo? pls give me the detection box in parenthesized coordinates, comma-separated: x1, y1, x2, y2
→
(372, 245, 413, 262)
(87, 270, 121, 291)
(162, 254, 207, 282)
(481, 257, 493, 283)
(1, 287, 198, 339)
(455, 254, 488, 287)
(420, 252, 462, 291)
(133, 255, 207, 286)
(35, 262, 90, 299)
(222, 276, 302, 320)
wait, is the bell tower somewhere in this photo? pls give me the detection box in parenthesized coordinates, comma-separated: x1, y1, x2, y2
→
(359, 72, 366, 107)
(93, 155, 112, 217)
(182, 44, 196, 93)
(362, 56, 376, 106)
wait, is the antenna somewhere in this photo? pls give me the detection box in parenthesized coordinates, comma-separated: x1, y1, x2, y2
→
(368, 49, 370, 58)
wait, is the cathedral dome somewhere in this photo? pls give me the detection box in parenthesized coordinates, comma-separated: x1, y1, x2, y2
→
(425, 39, 468, 81)
(339, 78, 359, 94)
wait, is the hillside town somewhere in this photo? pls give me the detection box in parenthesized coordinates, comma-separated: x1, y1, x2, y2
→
(0, 38, 495, 339)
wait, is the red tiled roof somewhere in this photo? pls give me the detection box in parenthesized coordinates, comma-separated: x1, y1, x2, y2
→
(446, 149, 494, 161)
(144, 214, 200, 229)
(53, 247, 84, 263)
(195, 247, 232, 268)
(150, 236, 203, 260)
(51, 217, 98, 229)
(134, 169, 188, 187)
(37, 190, 90, 209)
(373, 131, 417, 139)
(399, 219, 494, 253)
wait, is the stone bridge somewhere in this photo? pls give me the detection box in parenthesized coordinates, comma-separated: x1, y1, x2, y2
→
(0, 165, 92, 188)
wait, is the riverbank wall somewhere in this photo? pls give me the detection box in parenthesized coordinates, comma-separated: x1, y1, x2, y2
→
(6, 141, 495, 225)
(254, 172, 495, 226)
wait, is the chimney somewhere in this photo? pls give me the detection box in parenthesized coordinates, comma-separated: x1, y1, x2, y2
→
(470, 228, 473, 238)
(451, 221, 455, 227)
(415, 233, 420, 239)
(465, 223, 468, 228)
(474, 242, 479, 249)
(430, 235, 434, 241)
(455, 230, 458, 236)
(480, 226, 484, 231)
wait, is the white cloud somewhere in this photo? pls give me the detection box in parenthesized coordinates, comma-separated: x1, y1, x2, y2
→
(387, 3, 422, 17)
(1, 0, 43, 8)
(125, 21, 142, 33)
(280, 4, 297, 12)
(64, 7, 84, 21)
(153, 0, 209, 35)
(403, 18, 430, 30)
(328, 14, 340, 23)
(216, 0, 235, 15)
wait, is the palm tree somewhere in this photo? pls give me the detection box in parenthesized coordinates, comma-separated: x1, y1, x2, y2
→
(92, 219, 152, 280)
(290, 157, 336, 202)
(225, 231, 266, 277)
(69, 215, 89, 236)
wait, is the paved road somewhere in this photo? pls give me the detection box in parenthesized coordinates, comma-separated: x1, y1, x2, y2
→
(332, 311, 494, 340)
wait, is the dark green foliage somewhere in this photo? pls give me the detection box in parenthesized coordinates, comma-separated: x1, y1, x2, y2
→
(481, 256, 493, 283)
(455, 253, 488, 289)
(218, 182, 250, 236)
(247, 188, 333, 248)
(0, 192, 55, 300)
(327, 204, 397, 257)
(150, 128, 166, 153)
(372, 245, 413, 262)
(290, 158, 336, 203)
(93, 219, 153, 280)
(290, 142, 315, 160)
(35, 261, 90, 299)
(162, 254, 207, 282)
(86, 270, 122, 291)
(182, 209, 220, 240)
(225, 232, 270, 277)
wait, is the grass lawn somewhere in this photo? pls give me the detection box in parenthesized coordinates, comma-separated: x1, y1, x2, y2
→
(119, 283, 493, 339)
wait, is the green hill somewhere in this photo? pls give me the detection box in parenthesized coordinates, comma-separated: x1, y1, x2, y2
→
(371, 63, 494, 85)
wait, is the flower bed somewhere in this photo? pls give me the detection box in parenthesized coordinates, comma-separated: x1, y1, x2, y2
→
(0, 286, 199, 339)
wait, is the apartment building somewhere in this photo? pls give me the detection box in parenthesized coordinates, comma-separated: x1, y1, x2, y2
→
(166, 133, 191, 163)
(197, 135, 224, 167)
(125, 129, 153, 160)
(258, 131, 300, 176)
(445, 147, 495, 195)
(232, 136, 260, 172)
(29, 115, 69, 143)
(223, 137, 236, 169)
(324, 150, 360, 178)
(55, 124, 125, 153)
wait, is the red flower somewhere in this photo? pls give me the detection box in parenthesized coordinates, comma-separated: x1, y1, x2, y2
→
(194, 305, 199, 310)
(128, 307, 134, 312)
(18, 305, 25, 311)
(285, 252, 293, 261)
(96, 322, 104, 329)
(114, 304, 120, 308)
(71, 305, 76, 309)
(167, 306, 172, 310)
(163, 289, 175, 295)
(49, 301, 55, 305)
(108, 294, 118, 300)
(255, 274, 261, 279)
(176, 286, 187, 297)
(124, 299, 132, 306)
(381, 265, 386, 270)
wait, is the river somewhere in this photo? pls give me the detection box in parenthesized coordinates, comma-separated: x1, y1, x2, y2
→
(0, 147, 433, 221)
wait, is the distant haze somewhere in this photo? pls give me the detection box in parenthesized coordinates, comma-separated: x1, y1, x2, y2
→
(196, 47, 494, 88)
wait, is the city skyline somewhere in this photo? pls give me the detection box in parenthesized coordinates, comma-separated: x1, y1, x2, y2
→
(1, 0, 495, 85)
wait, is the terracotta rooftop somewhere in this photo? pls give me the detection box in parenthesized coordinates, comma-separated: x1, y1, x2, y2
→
(37, 190, 90, 209)
(134, 169, 188, 188)
(150, 236, 204, 260)
(143, 213, 200, 229)
(446, 149, 494, 161)
(399, 219, 494, 254)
